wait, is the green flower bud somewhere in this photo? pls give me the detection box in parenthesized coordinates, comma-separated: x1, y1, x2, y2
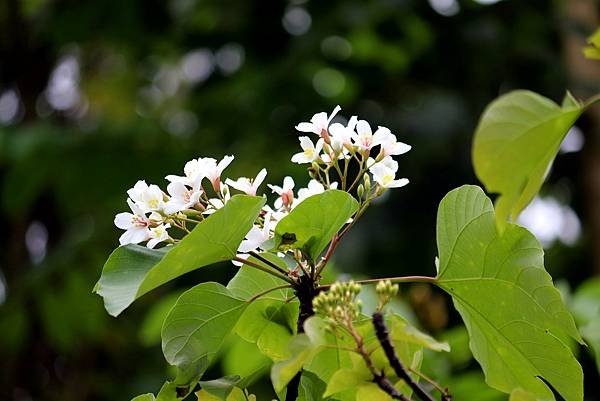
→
(357, 184, 364, 199)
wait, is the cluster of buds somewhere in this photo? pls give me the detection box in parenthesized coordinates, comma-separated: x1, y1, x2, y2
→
(313, 281, 363, 326)
(375, 280, 399, 311)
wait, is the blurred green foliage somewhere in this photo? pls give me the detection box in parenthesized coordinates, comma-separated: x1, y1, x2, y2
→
(1, 0, 599, 400)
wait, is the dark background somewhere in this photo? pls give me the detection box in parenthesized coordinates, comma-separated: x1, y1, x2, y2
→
(1, 0, 600, 400)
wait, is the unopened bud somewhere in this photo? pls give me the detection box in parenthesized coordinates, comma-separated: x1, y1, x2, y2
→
(363, 173, 371, 193)
(357, 184, 364, 199)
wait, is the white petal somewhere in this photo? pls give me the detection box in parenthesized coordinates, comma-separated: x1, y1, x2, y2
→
(311, 112, 328, 130)
(114, 212, 133, 229)
(357, 120, 372, 136)
(218, 155, 234, 172)
(129, 227, 150, 243)
(389, 178, 409, 188)
(291, 152, 310, 164)
(283, 176, 295, 190)
(328, 105, 341, 123)
(314, 138, 325, 154)
(328, 123, 345, 138)
(254, 168, 267, 189)
(164, 199, 185, 214)
(298, 136, 314, 151)
(167, 181, 188, 199)
(295, 122, 317, 133)
(391, 142, 412, 155)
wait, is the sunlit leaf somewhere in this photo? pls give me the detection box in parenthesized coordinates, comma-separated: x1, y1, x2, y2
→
(509, 388, 539, 401)
(472, 90, 584, 226)
(95, 195, 265, 316)
(273, 190, 359, 260)
(435, 185, 583, 401)
(131, 394, 156, 401)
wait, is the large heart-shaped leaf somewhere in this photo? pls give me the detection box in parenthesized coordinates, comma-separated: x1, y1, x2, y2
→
(161, 282, 247, 380)
(227, 255, 298, 361)
(435, 185, 583, 401)
(472, 90, 584, 226)
(95, 195, 265, 316)
(273, 190, 359, 261)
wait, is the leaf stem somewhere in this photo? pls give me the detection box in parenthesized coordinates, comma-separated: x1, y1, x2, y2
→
(317, 276, 436, 290)
(247, 284, 294, 303)
(233, 256, 295, 285)
(248, 251, 289, 275)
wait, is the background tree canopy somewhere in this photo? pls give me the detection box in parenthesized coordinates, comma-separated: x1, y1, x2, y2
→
(1, 0, 600, 400)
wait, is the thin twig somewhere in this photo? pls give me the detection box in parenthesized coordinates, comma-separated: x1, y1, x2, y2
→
(247, 284, 293, 303)
(317, 276, 436, 290)
(233, 256, 295, 285)
(372, 312, 437, 401)
(248, 251, 289, 275)
(408, 368, 452, 401)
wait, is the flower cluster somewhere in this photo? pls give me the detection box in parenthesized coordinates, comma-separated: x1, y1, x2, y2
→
(114, 105, 412, 262)
(113, 159, 334, 255)
(293, 105, 411, 197)
(313, 281, 363, 326)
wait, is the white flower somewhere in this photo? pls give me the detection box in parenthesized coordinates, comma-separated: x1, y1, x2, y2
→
(352, 120, 379, 150)
(291, 137, 324, 164)
(295, 179, 338, 205)
(373, 127, 411, 157)
(204, 155, 234, 191)
(370, 163, 409, 189)
(233, 214, 275, 266)
(147, 223, 171, 249)
(295, 105, 341, 139)
(166, 158, 210, 186)
(225, 168, 267, 196)
(329, 116, 356, 151)
(114, 199, 151, 245)
(127, 181, 166, 213)
(164, 181, 203, 214)
(268, 176, 295, 209)
(323, 117, 356, 162)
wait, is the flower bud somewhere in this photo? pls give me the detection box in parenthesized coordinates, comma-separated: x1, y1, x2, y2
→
(357, 184, 364, 199)
(363, 173, 371, 193)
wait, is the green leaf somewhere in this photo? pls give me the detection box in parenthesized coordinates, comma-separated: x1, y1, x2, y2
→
(298, 371, 327, 401)
(227, 256, 298, 361)
(472, 90, 584, 226)
(198, 376, 240, 400)
(95, 195, 265, 316)
(221, 335, 271, 387)
(387, 314, 449, 352)
(273, 190, 359, 260)
(356, 383, 392, 401)
(509, 388, 539, 401)
(161, 282, 248, 382)
(324, 369, 371, 397)
(435, 185, 583, 401)
(584, 28, 600, 60)
(131, 394, 156, 401)
(94, 245, 168, 316)
(270, 317, 328, 392)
